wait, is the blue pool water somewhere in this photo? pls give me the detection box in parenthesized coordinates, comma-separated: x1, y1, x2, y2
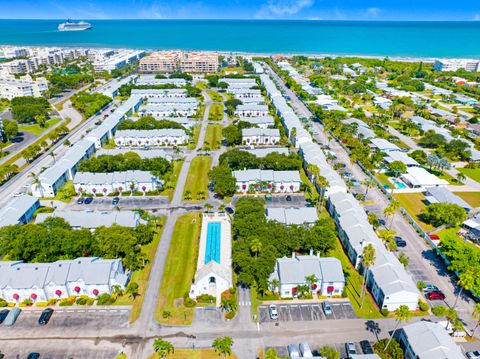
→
(205, 222, 221, 265)
(0, 20, 479, 58)
(392, 178, 407, 189)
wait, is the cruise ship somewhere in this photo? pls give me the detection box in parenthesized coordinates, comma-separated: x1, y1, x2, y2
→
(58, 20, 92, 31)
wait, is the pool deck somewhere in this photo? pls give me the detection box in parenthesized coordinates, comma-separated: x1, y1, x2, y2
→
(196, 213, 232, 270)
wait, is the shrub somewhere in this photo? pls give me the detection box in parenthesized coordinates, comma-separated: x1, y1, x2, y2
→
(19, 298, 33, 307)
(225, 310, 236, 320)
(36, 301, 48, 307)
(7, 302, 15, 307)
(96, 293, 115, 305)
(418, 300, 429, 312)
(162, 310, 172, 319)
(381, 308, 389, 317)
(184, 297, 197, 308)
(196, 294, 216, 303)
(0, 299, 7, 307)
(373, 338, 404, 359)
(59, 297, 74, 306)
(47, 298, 58, 305)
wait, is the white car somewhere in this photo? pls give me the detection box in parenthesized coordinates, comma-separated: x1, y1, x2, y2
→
(345, 342, 357, 357)
(467, 350, 480, 359)
(13, 192, 25, 197)
(269, 304, 278, 320)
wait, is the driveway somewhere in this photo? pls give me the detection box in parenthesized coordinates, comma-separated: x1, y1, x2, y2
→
(66, 196, 169, 211)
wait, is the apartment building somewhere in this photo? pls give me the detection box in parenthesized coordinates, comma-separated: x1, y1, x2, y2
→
(139, 51, 219, 73)
(434, 59, 480, 72)
(93, 49, 145, 73)
(0, 76, 49, 100)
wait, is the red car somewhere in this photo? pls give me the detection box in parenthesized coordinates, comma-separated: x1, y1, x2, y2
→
(426, 291, 446, 300)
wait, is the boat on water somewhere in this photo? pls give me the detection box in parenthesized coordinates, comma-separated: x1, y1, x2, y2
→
(58, 20, 92, 31)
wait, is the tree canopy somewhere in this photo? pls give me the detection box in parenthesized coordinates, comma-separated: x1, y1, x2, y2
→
(117, 116, 186, 131)
(11, 96, 50, 123)
(421, 203, 467, 227)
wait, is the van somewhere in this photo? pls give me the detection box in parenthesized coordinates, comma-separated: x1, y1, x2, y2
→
(299, 343, 313, 357)
(287, 344, 300, 359)
(3, 307, 21, 326)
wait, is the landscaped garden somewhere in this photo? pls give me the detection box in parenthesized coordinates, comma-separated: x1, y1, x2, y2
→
(204, 124, 222, 150)
(183, 156, 212, 202)
(208, 104, 224, 121)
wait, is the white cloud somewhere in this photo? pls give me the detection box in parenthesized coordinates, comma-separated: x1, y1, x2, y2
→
(256, 0, 314, 18)
(474, 14, 480, 21)
(366, 7, 381, 17)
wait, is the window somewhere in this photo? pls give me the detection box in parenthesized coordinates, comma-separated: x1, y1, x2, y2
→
(209, 276, 216, 284)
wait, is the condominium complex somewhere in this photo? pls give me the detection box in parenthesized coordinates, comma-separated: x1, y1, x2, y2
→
(92, 49, 145, 73)
(139, 51, 219, 73)
(0, 76, 49, 99)
(434, 59, 480, 72)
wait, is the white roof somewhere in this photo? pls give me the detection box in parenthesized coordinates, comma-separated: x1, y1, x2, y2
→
(266, 207, 318, 225)
(35, 210, 141, 229)
(402, 167, 449, 187)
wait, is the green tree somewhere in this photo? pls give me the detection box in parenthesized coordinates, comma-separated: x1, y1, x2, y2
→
(471, 303, 480, 337)
(453, 268, 476, 308)
(360, 244, 376, 308)
(125, 281, 140, 299)
(264, 348, 279, 359)
(153, 338, 174, 358)
(422, 203, 467, 227)
(387, 161, 407, 178)
(362, 177, 376, 199)
(249, 238, 262, 258)
(29, 172, 43, 197)
(384, 200, 401, 229)
(2, 119, 18, 141)
(318, 346, 340, 359)
(377, 229, 398, 252)
(385, 305, 412, 350)
(212, 336, 234, 358)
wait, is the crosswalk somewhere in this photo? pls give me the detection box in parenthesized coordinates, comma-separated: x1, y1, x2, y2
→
(238, 300, 251, 306)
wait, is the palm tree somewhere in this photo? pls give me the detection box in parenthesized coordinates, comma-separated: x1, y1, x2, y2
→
(471, 303, 480, 337)
(315, 175, 329, 211)
(362, 177, 376, 200)
(29, 172, 44, 197)
(456, 172, 467, 184)
(270, 278, 280, 294)
(305, 274, 318, 293)
(385, 305, 412, 350)
(384, 200, 400, 229)
(445, 308, 459, 331)
(153, 338, 174, 358)
(360, 244, 376, 308)
(453, 268, 475, 309)
(377, 229, 397, 252)
(250, 238, 262, 258)
(212, 336, 234, 358)
(50, 152, 56, 164)
(204, 203, 214, 213)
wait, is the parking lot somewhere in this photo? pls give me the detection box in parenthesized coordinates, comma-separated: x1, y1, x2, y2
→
(232, 194, 308, 208)
(258, 302, 357, 323)
(65, 195, 169, 211)
(267, 340, 367, 359)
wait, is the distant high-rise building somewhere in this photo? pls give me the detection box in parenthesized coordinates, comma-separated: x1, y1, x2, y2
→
(434, 59, 480, 72)
(139, 51, 219, 73)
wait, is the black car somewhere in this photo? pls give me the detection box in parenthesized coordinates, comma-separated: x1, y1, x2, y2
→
(112, 197, 120, 205)
(360, 340, 374, 354)
(225, 207, 234, 214)
(0, 309, 9, 324)
(26, 354, 40, 359)
(286, 195, 292, 201)
(76, 197, 84, 204)
(395, 236, 407, 247)
(84, 197, 93, 204)
(38, 308, 54, 325)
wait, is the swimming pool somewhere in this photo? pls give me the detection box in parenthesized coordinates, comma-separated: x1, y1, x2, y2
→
(392, 178, 407, 189)
(205, 222, 221, 264)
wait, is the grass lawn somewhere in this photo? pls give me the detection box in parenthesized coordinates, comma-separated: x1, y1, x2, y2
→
(188, 125, 202, 150)
(160, 160, 184, 201)
(434, 170, 461, 186)
(196, 81, 208, 90)
(393, 193, 434, 231)
(20, 118, 62, 136)
(41, 180, 75, 203)
(458, 168, 480, 184)
(436, 226, 461, 243)
(375, 173, 391, 188)
(183, 156, 212, 202)
(454, 192, 480, 208)
(204, 124, 222, 150)
(148, 349, 238, 359)
(155, 212, 202, 325)
(207, 90, 224, 102)
(115, 217, 165, 323)
(300, 168, 319, 203)
(208, 104, 224, 121)
(222, 67, 244, 75)
(330, 241, 382, 319)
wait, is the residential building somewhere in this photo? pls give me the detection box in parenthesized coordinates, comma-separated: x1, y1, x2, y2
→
(370, 138, 402, 153)
(232, 89, 262, 99)
(36, 210, 142, 230)
(269, 253, 345, 298)
(401, 167, 449, 189)
(242, 128, 280, 145)
(455, 94, 478, 105)
(147, 97, 198, 106)
(100, 75, 136, 98)
(131, 88, 187, 99)
(232, 169, 301, 193)
(425, 187, 472, 212)
(0, 257, 129, 303)
(234, 104, 269, 117)
(244, 147, 289, 158)
(190, 213, 232, 304)
(139, 51, 219, 73)
(384, 151, 420, 167)
(398, 321, 464, 359)
(139, 104, 197, 118)
(0, 76, 48, 100)
(74, 170, 163, 195)
(0, 195, 40, 227)
(93, 49, 145, 73)
(238, 115, 275, 128)
(0, 46, 29, 59)
(434, 59, 480, 72)
(114, 129, 189, 147)
(343, 118, 376, 139)
(136, 75, 187, 87)
(266, 207, 318, 225)
(95, 148, 173, 161)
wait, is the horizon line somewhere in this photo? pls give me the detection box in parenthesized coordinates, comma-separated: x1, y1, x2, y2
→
(0, 18, 479, 22)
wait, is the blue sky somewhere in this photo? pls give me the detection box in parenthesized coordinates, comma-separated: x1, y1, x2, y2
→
(0, 0, 479, 20)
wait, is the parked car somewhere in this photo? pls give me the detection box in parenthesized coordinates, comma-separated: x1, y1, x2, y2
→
(467, 350, 480, 359)
(76, 197, 84, 204)
(287, 344, 299, 359)
(0, 309, 9, 324)
(425, 291, 446, 300)
(269, 304, 278, 320)
(13, 192, 25, 197)
(423, 284, 440, 293)
(360, 340, 374, 354)
(322, 301, 333, 316)
(84, 197, 93, 204)
(394, 236, 407, 247)
(26, 354, 40, 359)
(350, 179, 361, 187)
(112, 197, 120, 205)
(299, 343, 313, 358)
(38, 308, 54, 325)
(345, 342, 357, 357)
(343, 172, 353, 179)
(3, 307, 21, 326)
(225, 207, 234, 214)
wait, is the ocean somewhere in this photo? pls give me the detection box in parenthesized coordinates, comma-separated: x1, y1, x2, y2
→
(1, 20, 480, 59)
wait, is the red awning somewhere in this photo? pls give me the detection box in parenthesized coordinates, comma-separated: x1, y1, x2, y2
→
(292, 287, 297, 294)
(74, 286, 81, 293)
(311, 284, 318, 290)
(13, 293, 19, 300)
(327, 286, 334, 293)
(55, 289, 62, 296)
(30, 293, 37, 299)
(92, 289, 99, 295)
